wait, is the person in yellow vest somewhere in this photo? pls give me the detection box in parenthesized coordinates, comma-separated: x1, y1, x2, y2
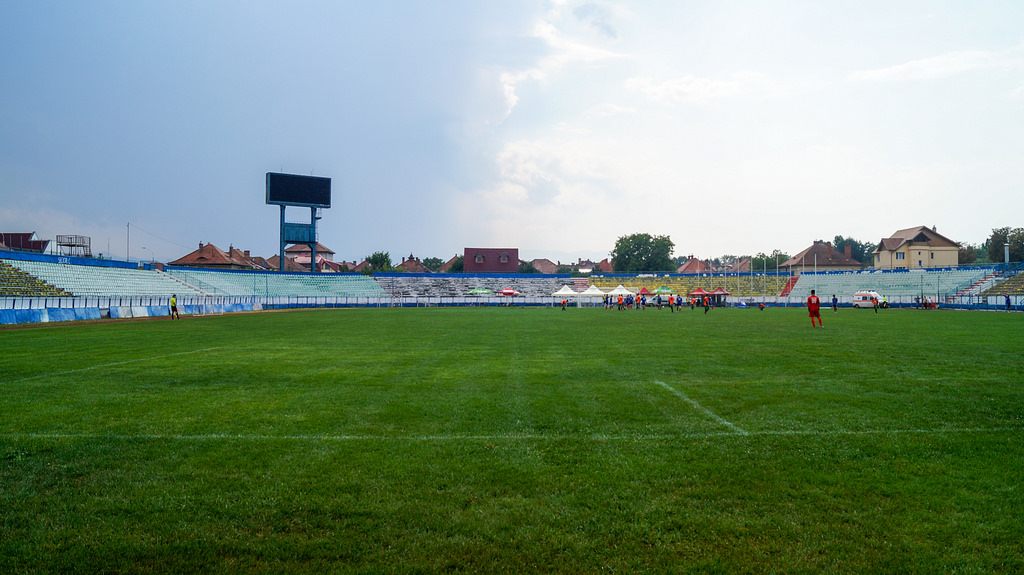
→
(170, 294, 180, 320)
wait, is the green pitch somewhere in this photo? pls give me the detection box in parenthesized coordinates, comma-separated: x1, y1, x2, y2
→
(2, 307, 1022, 573)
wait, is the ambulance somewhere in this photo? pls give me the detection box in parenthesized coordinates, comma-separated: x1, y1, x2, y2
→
(852, 291, 883, 308)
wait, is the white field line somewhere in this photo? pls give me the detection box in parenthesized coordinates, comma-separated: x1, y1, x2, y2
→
(653, 380, 749, 435)
(3, 347, 224, 385)
(0, 427, 1020, 443)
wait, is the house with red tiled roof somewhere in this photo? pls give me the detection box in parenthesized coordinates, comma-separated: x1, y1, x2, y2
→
(267, 255, 308, 272)
(396, 254, 430, 273)
(250, 256, 272, 270)
(169, 243, 262, 270)
(781, 241, 861, 274)
(677, 258, 712, 274)
(439, 254, 461, 273)
(873, 225, 959, 269)
(729, 257, 752, 273)
(595, 258, 613, 273)
(530, 258, 558, 274)
(464, 247, 519, 273)
(285, 242, 335, 261)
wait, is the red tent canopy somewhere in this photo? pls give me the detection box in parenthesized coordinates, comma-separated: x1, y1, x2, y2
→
(638, 287, 651, 295)
(710, 287, 731, 295)
(688, 288, 710, 296)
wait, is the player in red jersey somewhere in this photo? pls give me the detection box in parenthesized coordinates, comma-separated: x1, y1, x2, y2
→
(807, 289, 823, 328)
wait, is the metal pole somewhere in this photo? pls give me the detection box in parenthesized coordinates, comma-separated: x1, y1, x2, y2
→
(279, 205, 286, 272)
(310, 206, 318, 274)
(126, 222, 130, 261)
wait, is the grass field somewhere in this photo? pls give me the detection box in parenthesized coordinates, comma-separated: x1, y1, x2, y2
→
(2, 306, 1022, 573)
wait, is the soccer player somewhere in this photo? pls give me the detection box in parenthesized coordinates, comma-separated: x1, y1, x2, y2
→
(170, 294, 180, 320)
(807, 289, 823, 328)
(703, 295, 711, 315)
(831, 294, 838, 312)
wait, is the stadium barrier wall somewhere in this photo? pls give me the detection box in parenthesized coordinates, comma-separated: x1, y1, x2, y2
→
(2, 294, 1021, 325)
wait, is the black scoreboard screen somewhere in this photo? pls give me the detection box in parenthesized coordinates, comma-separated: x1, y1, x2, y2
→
(266, 172, 332, 208)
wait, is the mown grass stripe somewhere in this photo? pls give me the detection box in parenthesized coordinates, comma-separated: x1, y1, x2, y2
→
(2, 427, 1019, 443)
(1, 347, 224, 384)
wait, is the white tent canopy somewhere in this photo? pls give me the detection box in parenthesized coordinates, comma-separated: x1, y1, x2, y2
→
(551, 285, 579, 297)
(607, 285, 635, 296)
(578, 285, 607, 297)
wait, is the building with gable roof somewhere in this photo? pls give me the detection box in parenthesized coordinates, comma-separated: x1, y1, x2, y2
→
(0, 232, 49, 253)
(676, 258, 712, 274)
(169, 242, 263, 270)
(780, 241, 861, 274)
(464, 247, 518, 273)
(873, 225, 959, 269)
(529, 258, 558, 274)
(395, 254, 430, 273)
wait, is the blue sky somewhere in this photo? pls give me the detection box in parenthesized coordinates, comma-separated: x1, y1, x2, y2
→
(2, 1, 1022, 264)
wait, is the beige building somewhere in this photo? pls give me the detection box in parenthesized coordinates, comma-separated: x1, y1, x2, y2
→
(873, 226, 959, 269)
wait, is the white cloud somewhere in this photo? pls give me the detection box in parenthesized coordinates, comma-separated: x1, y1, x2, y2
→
(848, 49, 1020, 82)
(498, 6, 623, 119)
(582, 103, 637, 118)
(626, 72, 781, 104)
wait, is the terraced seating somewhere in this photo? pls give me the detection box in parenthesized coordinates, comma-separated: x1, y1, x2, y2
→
(788, 267, 993, 300)
(374, 275, 567, 297)
(167, 268, 386, 297)
(588, 274, 790, 297)
(4, 259, 202, 297)
(982, 271, 1024, 296)
(0, 260, 71, 296)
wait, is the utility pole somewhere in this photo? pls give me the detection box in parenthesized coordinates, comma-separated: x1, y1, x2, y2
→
(126, 222, 130, 261)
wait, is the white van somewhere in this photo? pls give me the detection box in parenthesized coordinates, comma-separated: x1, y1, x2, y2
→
(852, 291, 882, 308)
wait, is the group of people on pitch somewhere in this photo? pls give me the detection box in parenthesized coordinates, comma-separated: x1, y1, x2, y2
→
(603, 294, 714, 314)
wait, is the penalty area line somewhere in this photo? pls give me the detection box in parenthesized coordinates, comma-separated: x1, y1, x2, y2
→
(653, 380, 749, 435)
(2, 347, 224, 385)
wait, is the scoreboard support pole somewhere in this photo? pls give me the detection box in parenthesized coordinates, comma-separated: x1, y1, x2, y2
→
(279, 205, 286, 272)
(310, 207, 317, 273)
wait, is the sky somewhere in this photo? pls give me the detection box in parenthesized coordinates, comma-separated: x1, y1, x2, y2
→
(1, 1, 1022, 264)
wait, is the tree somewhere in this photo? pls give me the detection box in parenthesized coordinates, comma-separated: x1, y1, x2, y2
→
(751, 250, 791, 273)
(421, 257, 444, 272)
(610, 233, 675, 272)
(518, 261, 539, 274)
(556, 265, 574, 275)
(448, 255, 464, 273)
(832, 235, 873, 264)
(985, 227, 1024, 263)
(957, 243, 978, 265)
(363, 251, 393, 274)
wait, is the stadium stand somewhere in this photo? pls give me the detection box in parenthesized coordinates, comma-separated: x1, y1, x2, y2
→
(3, 259, 203, 297)
(373, 275, 567, 297)
(588, 274, 790, 298)
(166, 268, 386, 297)
(0, 260, 70, 296)
(982, 266, 1024, 296)
(787, 267, 994, 300)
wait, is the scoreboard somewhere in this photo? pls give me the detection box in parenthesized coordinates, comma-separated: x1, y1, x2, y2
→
(266, 172, 331, 208)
